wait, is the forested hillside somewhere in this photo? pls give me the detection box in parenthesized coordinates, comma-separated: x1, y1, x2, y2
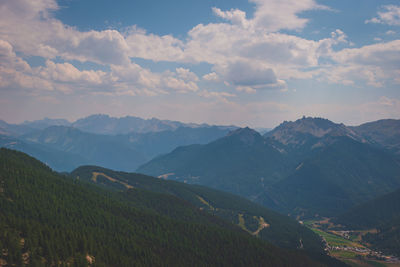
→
(0, 148, 326, 266)
(71, 165, 325, 253)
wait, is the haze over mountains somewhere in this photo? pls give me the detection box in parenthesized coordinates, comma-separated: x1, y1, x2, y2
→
(1, 115, 400, 217)
(0, 114, 236, 171)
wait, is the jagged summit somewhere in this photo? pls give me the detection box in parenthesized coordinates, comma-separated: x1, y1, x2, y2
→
(265, 116, 361, 145)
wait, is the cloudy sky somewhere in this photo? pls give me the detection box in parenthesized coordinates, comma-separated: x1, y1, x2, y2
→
(0, 0, 399, 127)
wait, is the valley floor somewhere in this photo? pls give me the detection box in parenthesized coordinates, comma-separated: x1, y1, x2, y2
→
(303, 219, 400, 267)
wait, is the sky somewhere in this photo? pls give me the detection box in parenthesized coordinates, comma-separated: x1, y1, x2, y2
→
(0, 0, 399, 128)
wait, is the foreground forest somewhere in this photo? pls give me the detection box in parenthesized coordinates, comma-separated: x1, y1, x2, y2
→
(0, 148, 340, 267)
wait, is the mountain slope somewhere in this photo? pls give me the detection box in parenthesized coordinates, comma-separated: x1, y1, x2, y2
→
(333, 188, 400, 256)
(0, 148, 324, 266)
(267, 136, 400, 217)
(350, 119, 400, 155)
(334, 188, 400, 229)
(138, 127, 291, 197)
(71, 165, 325, 253)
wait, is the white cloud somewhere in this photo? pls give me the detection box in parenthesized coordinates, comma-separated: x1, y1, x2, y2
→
(212, 7, 250, 28)
(175, 67, 199, 82)
(0, 39, 53, 91)
(366, 5, 400, 26)
(38, 60, 107, 85)
(202, 72, 219, 82)
(198, 90, 236, 103)
(0, 0, 345, 95)
(249, 0, 331, 32)
(125, 26, 185, 62)
(321, 40, 400, 87)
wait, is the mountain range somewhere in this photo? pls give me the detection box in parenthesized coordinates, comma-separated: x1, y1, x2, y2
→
(1, 114, 399, 218)
(138, 117, 400, 218)
(0, 114, 235, 171)
(1, 114, 235, 136)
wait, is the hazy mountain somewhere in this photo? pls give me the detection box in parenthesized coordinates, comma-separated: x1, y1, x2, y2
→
(1, 148, 329, 266)
(22, 117, 71, 129)
(254, 127, 272, 135)
(17, 125, 232, 172)
(138, 117, 400, 218)
(71, 114, 236, 135)
(0, 134, 89, 171)
(121, 126, 234, 160)
(138, 127, 291, 197)
(350, 119, 400, 155)
(0, 120, 35, 136)
(265, 117, 363, 148)
(21, 126, 147, 171)
(0, 114, 237, 137)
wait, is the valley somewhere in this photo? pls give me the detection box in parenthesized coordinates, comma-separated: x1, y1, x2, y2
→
(304, 219, 400, 267)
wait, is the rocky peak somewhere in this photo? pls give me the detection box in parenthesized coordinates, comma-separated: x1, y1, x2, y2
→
(266, 117, 361, 145)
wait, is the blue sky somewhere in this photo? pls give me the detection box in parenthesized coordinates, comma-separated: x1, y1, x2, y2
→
(0, 0, 399, 128)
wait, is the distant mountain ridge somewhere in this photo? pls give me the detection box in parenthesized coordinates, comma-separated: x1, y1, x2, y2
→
(72, 114, 216, 135)
(0, 114, 237, 171)
(1, 114, 237, 136)
(3, 125, 232, 171)
(350, 119, 400, 155)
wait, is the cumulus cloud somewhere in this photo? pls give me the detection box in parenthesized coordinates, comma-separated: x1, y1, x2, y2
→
(366, 5, 400, 26)
(220, 61, 285, 93)
(202, 72, 219, 82)
(249, 0, 331, 32)
(327, 40, 400, 86)
(212, 7, 250, 28)
(125, 26, 185, 62)
(38, 61, 107, 85)
(175, 68, 199, 82)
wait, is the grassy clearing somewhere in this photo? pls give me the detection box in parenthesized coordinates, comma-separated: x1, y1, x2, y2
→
(196, 195, 215, 211)
(238, 214, 251, 234)
(311, 228, 364, 248)
(91, 172, 133, 189)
